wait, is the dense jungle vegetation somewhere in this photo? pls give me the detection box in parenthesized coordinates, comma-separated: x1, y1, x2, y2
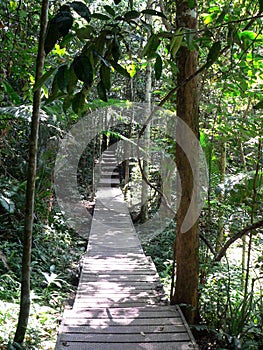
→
(0, 0, 262, 349)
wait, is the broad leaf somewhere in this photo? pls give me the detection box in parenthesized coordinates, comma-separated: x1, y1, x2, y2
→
(124, 10, 140, 21)
(97, 81, 108, 101)
(72, 55, 93, 86)
(259, 0, 263, 12)
(206, 41, 221, 67)
(253, 100, 263, 109)
(67, 65, 78, 94)
(154, 55, 162, 80)
(72, 91, 86, 114)
(70, 1, 91, 22)
(100, 64, 111, 90)
(63, 95, 73, 113)
(170, 28, 184, 58)
(141, 9, 167, 19)
(113, 0, 121, 4)
(33, 67, 56, 91)
(104, 5, 115, 17)
(91, 13, 111, 21)
(188, 0, 196, 10)
(55, 10, 74, 36)
(110, 60, 131, 78)
(142, 34, 160, 60)
(76, 26, 94, 40)
(57, 64, 70, 92)
(44, 9, 73, 54)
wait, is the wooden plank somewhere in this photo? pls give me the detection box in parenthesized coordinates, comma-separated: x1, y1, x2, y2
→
(62, 317, 183, 327)
(60, 332, 191, 342)
(60, 324, 186, 334)
(63, 307, 183, 319)
(56, 342, 196, 350)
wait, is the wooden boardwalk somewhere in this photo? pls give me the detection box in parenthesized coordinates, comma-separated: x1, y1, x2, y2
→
(55, 151, 198, 350)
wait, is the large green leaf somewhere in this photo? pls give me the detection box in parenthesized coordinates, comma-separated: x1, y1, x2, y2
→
(33, 67, 56, 91)
(141, 9, 167, 19)
(91, 13, 111, 21)
(142, 34, 160, 60)
(57, 64, 70, 92)
(76, 26, 94, 40)
(206, 41, 221, 67)
(97, 81, 108, 101)
(100, 64, 111, 90)
(104, 5, 115, 17)
(154, 55, 162, 80)
(72, 55, 93, 86)
(259, 0, 263, 12)
(124, 10, 140, 21)
(72, 91, 86, 114)
(70, 1, 91, 22)
(253, 100, 263, 109)
(113, 0, 121, 4)
(67, 65, 78, 94)
(44, 9, 73, 54)
(110, 60, 130, 78)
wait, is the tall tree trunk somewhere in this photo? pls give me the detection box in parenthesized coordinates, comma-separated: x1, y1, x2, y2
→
(14, 0, 49, 344)
(171, 0, 200, 324)
(140, 62, 152, 222)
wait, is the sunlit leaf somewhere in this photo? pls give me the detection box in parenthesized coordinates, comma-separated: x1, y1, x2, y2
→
(110, 60, 130, 78)
(142, 34, 160, 60)
(33, 67, 56, 92)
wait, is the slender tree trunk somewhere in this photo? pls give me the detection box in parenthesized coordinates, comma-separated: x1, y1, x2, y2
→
(215, 140, 226, 253)
(140, 62, 151, 222)
(14, 0, 49, 344)
(171, 0, 200, 324)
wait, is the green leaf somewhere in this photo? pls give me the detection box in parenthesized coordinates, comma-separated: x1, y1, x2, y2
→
(63, 95, 73, 113)
(239, 30, 258, 41)
(70, 1, 91, 22)
(91, 13, 111, 21)
(206, 41, 221, 67)
(72, 55, 93, 86)
(97, 81, 108, 101)
(44, 9, 73, 54)
(33, 67, 56, 91)
(170, 28, 184, 58)
(259, 0, 263, 12)
(124, 10, 140, 21)
(113, 0, 121, 4)
(67, 65, 78, 94)
(111, 37, 121, 62)
(142, 34, 160, 60)
(76, 26, 94, 39)
(104, 5, 115, 17)
(253, 100, 263, 109)
(188, 0, 196, 9)
(57, 64, 70, 92)
(154, 55, 162, 80)
(100, 64, 111, 90)
(141, 9, 167, 18)
(72, 91, 86, 114)
(110, 60, 131, 78)
(55, 9, 74, 36)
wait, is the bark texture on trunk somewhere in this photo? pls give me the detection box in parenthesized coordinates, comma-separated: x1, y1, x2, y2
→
(14, 0, 49, 344)
(171, 0, 200, 324)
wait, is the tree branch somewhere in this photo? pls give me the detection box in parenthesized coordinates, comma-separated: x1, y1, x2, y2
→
(214, 219, 263, 262)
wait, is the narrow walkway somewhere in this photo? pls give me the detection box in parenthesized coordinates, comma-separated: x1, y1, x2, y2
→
(55, 151, 198, 350)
